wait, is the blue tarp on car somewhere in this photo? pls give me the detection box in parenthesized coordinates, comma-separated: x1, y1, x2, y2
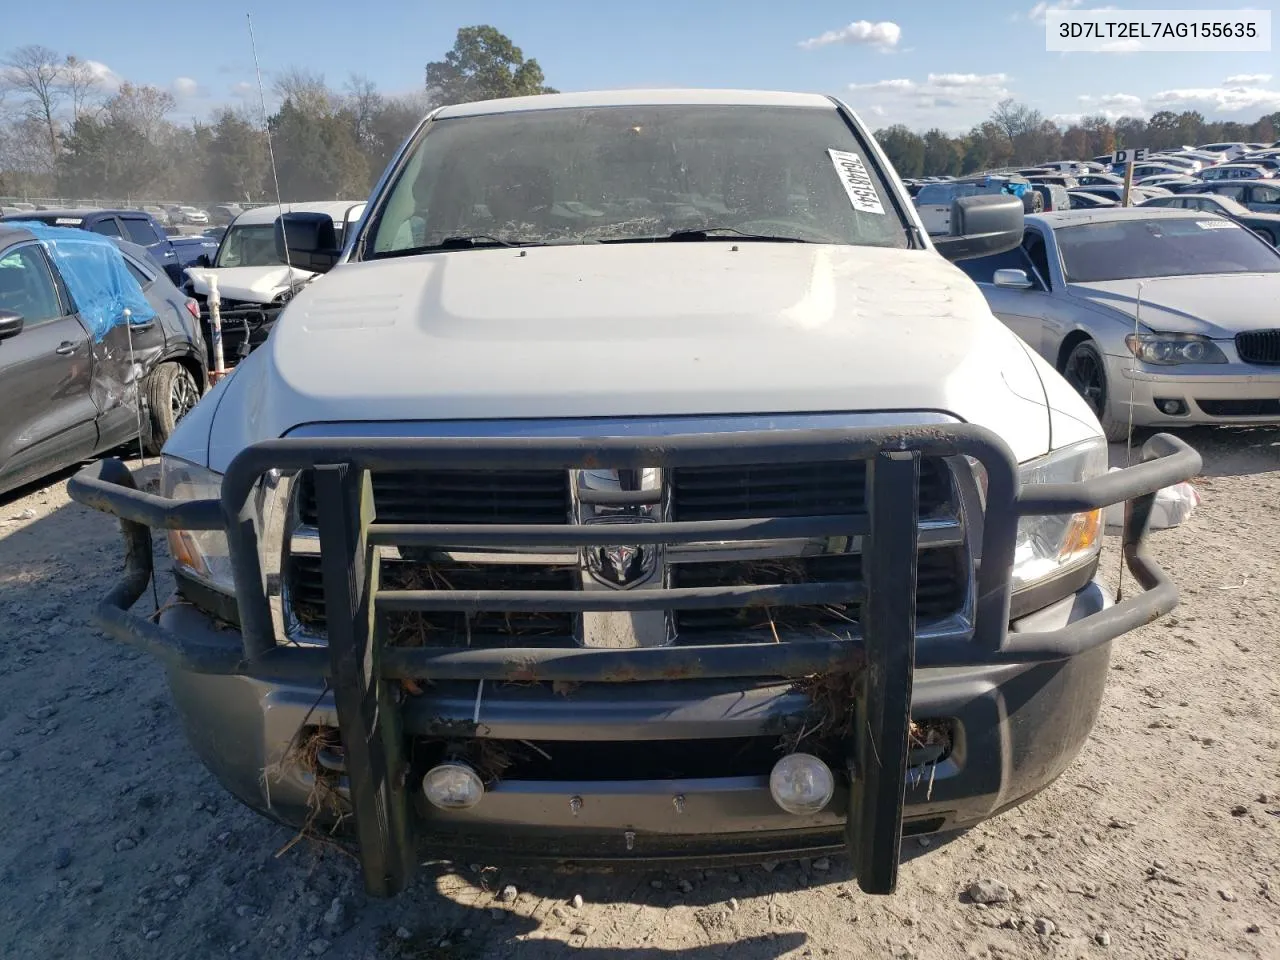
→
(7, 221, 156, 340)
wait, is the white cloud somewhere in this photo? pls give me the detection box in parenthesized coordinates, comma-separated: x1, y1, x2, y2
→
(230, 81, 256, 99)
(799, 20, 902, 51)
(172, 77, 201, 98)
(1148, 84, 1280, 114)
(83, 59, 122, 92)
(847, 72, 1013, 130)
(1225, 73, 1272, 85)
(1099, 38, 1143, 53)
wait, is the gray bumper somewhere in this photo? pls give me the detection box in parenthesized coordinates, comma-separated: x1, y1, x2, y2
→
(165, 582, 1111, 863)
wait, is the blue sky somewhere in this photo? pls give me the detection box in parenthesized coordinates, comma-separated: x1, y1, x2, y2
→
(7, 0, 1279, 132)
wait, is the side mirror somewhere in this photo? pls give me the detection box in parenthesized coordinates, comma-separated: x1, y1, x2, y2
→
(193, 254, 212, 268)
(275, 212, 341, 273)
(933, 195, 1024, 262)
(0, 309, 24, 340)
(993, 268, 1034, 289)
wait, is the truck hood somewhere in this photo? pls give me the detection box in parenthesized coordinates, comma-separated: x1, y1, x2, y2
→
(1071, 272, 1280, 337)
(192, 243, 1069, 471)
(185, 264, 316, 303)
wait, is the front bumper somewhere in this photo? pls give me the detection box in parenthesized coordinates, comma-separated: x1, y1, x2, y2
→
(162, 579, 1113, 863)
(67, 426, 1200, 895)
(1107, 353, 1280, 426)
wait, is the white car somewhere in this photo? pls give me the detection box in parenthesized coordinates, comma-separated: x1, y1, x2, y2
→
(1197, 142, 1254, 161)
(69, 89, 1199, 893)
(1199, 163, 1272, 181)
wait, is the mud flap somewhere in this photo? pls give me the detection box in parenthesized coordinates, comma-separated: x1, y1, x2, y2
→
(845, 451, 919, 895)
(314, 464, 416, 897)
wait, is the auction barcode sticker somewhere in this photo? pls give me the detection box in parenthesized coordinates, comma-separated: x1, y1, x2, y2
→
(828, 148, 885, 215)
(1196, 220, 1238, 230)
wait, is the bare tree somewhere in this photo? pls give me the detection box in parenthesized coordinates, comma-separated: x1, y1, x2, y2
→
(990, 98, 1042, 147)
(1, 44, 67, 162)
(272, 67, 334, 115)
(61, 55, 104, 122)
(344, 73, 382, 147)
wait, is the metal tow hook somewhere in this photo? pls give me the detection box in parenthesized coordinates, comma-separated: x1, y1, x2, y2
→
(624, 831, 636, 851)
(569, 796, 583, 818)
(673, 794, 686, 815)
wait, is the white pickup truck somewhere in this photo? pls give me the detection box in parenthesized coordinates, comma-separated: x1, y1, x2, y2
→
(71, 89, 1199, 897)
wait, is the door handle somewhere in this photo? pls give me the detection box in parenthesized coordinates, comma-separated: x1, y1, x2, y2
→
(55, 341, 77, 355)
(130, 320, 155, 333)
(163, 251, 176, 258)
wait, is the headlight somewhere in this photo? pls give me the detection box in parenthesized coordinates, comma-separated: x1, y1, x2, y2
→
(160, 455, 234, 594)
(1011, 438, 1108, 591)
(1124, 333, 1227, 365)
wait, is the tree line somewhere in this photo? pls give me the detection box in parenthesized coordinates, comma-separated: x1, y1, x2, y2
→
(4, 26, 1278, 202)
(0, 26, 553, 203)
(875, 98, 1280, 178)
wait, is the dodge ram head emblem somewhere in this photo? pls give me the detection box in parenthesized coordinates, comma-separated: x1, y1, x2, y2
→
(586, 535, 657, 589)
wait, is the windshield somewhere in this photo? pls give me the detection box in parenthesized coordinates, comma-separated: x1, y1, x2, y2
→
(1057, 217, 1280, 282)
(365, 104, 909, 254)
(215, 224, 280, 267)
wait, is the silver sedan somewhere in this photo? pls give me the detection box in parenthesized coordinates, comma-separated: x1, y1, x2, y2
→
(957, 208, 1280, 439)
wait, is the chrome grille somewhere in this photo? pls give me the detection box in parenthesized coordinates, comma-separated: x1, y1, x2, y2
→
(670, 458, 952, 520)
(281, 455, 971, 649)
(1235, 329, 1280, 366)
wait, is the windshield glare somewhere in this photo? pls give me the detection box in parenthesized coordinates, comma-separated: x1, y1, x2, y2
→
(215, 224, 281, 268)
(366, 104, 909, 253)
(1057, 217, 1280, 282)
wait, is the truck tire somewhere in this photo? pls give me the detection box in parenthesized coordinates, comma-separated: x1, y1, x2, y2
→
(1062, 340, 1129, 442)
(1022, 190, 1044, 214)
(143, 361, 201, 455)
(1254, 228, 1276, 246)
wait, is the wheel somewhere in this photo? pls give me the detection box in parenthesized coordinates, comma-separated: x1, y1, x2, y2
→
(1254, 228, 1276, 246)
(143, 362, 201, 455)
(1022, 190, 1044, 214)
(1061, 340, 1129, 442)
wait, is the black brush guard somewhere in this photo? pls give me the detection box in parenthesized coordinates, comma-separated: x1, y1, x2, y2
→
(67, 426, 1201, 898)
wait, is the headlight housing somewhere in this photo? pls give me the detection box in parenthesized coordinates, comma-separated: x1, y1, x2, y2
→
(1011, 438, 1108, 592)
(1125, 333, 1227, 365)
(160, 455, 234, 595)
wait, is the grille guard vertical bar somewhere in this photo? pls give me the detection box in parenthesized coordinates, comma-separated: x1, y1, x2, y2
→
(848, 450, 920, 895)
(313, 463, 414, 897)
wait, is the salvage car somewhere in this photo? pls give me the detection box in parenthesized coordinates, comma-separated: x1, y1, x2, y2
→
(184, 200, 366, 367)
(70, 89, 1198, 897)
(0, 224, 205, 495)
(1184, 179, 1280, 214)
(959, 208, 1280, 438)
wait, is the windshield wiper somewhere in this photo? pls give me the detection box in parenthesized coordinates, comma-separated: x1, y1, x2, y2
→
(601, 226, 813, 244)
(370, 235, 527, 259)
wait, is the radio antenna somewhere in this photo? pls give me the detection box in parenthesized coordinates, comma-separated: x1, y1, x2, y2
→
(247, 13, 295, 282)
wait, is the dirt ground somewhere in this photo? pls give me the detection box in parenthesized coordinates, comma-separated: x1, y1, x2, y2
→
(0, 427, 1276, 960)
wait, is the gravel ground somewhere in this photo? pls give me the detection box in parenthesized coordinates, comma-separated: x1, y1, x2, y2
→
(0, 427, 1276, 960)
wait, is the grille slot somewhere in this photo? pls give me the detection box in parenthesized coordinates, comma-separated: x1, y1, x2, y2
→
(1235, 330, 1280, 366)
(1196, 398, 1280, 417)
(670, 548, 966, 641)
(288, 555, 578, 644)
(294, 468, 570, 526)
(670, 459, 951, 521)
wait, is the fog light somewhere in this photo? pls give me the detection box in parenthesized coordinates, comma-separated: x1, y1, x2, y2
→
(1155, 398, 1188, 416)
(422, 762, 484, 810)
(769, 753, 835, 816)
